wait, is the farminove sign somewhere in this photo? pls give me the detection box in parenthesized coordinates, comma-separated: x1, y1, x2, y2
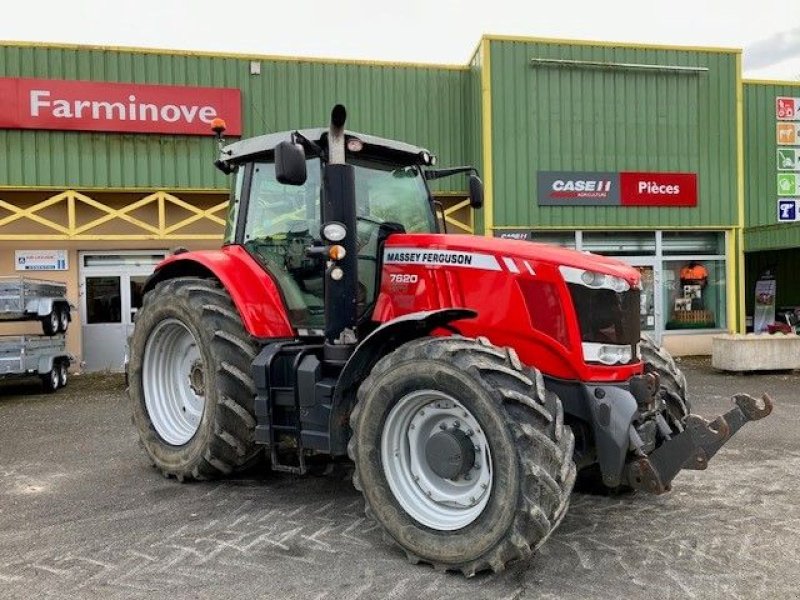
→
(538, 171, 697, 207)
(0, 77, 241, 136)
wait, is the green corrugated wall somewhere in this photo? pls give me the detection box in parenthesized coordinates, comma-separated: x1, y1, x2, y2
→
(743, 81, 800, 251)
(487, 40, 739, 230)
(0, 44, 469, 192)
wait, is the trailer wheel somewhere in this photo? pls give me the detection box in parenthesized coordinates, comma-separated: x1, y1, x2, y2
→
(57, 304, 70, 333)
(41, 310, 59, 336)
(127, 277, 260, 481)
(41, 367, 59, 393)
(57, 360, 68, 388)
(640, 334, 690, 429)
(348, 336, 576, 576)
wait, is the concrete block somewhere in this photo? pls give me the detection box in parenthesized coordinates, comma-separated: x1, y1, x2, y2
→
(712, 333, 800, 371)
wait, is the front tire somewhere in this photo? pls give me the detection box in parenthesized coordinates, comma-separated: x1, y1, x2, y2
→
(640, 334, 690, 429)
(127, 277, 260, 481)
(348, 336, 576, 576)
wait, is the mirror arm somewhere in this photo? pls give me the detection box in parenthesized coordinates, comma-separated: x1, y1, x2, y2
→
(291, 131, 325, 160)
(424, 166, 479, 181)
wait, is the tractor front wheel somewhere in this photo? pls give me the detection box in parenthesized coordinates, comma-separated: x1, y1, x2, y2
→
(348, 336, 576, 576)
(127, 277, 260, 480)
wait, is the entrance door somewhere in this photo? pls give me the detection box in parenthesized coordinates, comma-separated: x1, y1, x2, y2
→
(80, 252, 165, 372)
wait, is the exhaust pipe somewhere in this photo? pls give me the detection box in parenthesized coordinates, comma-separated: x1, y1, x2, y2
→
(322, 105, 358, 362)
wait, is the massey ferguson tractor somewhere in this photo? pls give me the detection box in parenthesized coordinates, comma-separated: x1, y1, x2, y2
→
(127, 105, 773, 576)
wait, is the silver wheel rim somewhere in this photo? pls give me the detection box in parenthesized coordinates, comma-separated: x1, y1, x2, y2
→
(59, 309, 68, 332)
(143, 319, 206, 446)
(50, 369, 59, 389)
(58, 363, 67, 387)
(380, 390, 493, 531)
(49, 311, 58, 332)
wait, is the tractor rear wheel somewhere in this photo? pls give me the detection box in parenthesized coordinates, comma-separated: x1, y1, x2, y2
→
(640, 334, 690, 429)
(348, 336, 576, 576)
(127, 277, 260, 480)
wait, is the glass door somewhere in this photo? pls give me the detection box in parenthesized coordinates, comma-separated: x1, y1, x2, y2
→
(626, 258, 662, 342)
(80, 252, 165, 372)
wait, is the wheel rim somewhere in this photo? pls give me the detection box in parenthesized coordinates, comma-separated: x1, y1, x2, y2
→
(380, 390, 493, 531)
(59, 309, 68, 332)
(58, 363, 67, 387)
(50, 369, 59, 389)
(49, 311, 58, 332)
(143, 319, 206, 446)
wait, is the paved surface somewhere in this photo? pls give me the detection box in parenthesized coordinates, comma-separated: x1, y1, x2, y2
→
(1, 359, 798, 600)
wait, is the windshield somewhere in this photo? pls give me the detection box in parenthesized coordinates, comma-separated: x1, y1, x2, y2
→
(242, 158, 434, 328)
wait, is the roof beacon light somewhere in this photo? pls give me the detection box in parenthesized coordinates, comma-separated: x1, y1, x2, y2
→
(211, 117, 227, 136)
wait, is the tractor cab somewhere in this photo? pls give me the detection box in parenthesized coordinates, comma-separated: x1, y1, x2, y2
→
(212, 113, 483, 340)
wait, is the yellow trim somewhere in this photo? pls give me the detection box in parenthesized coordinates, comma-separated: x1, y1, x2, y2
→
(0, 184, 227, 194)
(725, 230, 736, 334)
(0, 189, 227, 240)
(0, 40, 468, 71)
(737, 228, 746, 332)
(480, 37, 494, 237)
(735, 53, 747, 333)
(743, 78, 800, 87)
(442, 198, 474, 234)
(492, 225, 735, 231)
(483, 34, 740, 55)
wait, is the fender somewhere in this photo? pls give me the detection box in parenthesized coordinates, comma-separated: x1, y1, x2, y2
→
(26, 298, 68, 318)
(328, 308, 476, 454)
(144, 245, 293, 339)
(38, 353, 70, 374)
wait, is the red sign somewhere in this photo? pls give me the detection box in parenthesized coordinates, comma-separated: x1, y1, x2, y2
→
(0, 77, 241, 136)
(619, 172, 697, 207)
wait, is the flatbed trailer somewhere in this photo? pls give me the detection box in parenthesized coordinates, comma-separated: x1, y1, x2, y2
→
(0, 335, 71, 392)
(0, 276, 71, 335)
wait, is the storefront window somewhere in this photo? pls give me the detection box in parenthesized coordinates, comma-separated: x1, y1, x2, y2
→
(581, 231, 656, 256)
(663, 259, 727, 330)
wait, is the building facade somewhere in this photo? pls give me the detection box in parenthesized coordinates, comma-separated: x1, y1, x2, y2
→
(0, 36, 788, 370)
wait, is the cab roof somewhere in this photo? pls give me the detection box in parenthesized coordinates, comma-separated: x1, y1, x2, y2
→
(220, 128, 434, 167)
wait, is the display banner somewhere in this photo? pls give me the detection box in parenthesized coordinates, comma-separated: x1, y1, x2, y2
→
(538, 171, 697, 207)
(0, 77, 242, 135)
(753, 270, 777, 333)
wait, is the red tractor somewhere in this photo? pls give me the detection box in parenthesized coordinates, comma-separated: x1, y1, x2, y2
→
(128, 105, 772, 575)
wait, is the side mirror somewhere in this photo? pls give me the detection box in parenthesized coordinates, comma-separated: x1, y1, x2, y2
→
(275, 141, 307, 185)
(469, 174, 484, 209)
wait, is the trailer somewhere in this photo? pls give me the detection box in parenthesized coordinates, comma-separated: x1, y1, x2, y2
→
(0, 335, 71, 392)
(0, 276, 71, 335)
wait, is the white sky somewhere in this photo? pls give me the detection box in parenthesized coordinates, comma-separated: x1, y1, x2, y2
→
(0, 0, 799, 80)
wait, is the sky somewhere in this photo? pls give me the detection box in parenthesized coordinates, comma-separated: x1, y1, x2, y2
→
(0, 0, 799, 80)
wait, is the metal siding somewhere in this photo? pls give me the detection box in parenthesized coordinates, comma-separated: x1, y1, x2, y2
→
(0, 44, 467, 191)
(489, 40, 738, 229)
(743, 82, 800, 251)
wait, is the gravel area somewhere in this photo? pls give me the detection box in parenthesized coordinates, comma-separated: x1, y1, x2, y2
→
(1, 359, 798, 599)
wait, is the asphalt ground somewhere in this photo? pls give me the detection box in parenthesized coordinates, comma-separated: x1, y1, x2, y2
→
(0, 358, 798, 600)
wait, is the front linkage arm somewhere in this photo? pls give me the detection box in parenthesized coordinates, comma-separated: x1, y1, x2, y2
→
(625, 393, 774, 494)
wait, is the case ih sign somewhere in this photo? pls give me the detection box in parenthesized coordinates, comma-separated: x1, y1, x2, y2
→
(0, 77, 242, 136)
(538, 171, 697, 207)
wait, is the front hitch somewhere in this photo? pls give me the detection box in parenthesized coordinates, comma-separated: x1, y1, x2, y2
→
(624, 393, 773, 494)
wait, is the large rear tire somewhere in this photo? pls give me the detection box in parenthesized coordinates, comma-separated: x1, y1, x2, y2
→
(348, 336, 576, 576)
(127, 277, 260, 480)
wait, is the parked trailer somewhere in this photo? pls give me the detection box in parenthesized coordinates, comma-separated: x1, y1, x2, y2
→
(0, 277, 71, 336)
(0, 335, 71, 392)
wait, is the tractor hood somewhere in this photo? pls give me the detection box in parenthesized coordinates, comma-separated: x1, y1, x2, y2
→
(384, 234, 641, 287)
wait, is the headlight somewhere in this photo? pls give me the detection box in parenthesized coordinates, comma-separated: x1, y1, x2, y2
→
(321, 221, 347, 242)
(582, 342, 634, 365)
(560, 266, 630, 293)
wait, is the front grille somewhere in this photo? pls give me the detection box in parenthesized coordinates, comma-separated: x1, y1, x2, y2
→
(567, 284, 641, 347)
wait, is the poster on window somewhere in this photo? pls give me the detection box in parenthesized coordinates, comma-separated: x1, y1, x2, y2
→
(753, 271, 777, 333)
